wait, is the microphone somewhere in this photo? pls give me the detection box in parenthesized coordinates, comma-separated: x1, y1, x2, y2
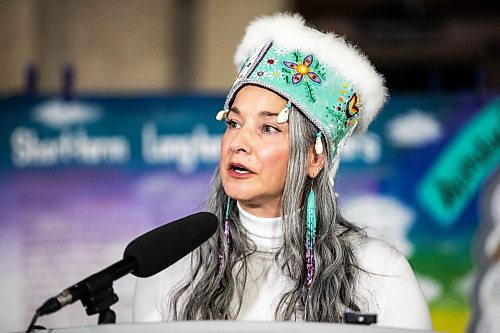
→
(36, 212, 218, 316)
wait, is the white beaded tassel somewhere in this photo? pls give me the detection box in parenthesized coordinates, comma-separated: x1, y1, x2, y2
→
(277, 101, 292, 123)
(216, 109, 229, 121)
(314, 132, 324, 154)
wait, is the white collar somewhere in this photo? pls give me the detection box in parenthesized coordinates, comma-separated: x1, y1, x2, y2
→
(237, 202, 283, 252)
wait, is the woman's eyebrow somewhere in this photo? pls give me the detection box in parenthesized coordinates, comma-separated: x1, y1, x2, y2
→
(259, 111, 279, 118)
(229, 107, 279, 118)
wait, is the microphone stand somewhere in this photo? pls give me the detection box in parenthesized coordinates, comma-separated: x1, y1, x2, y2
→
(80, 281, 118, 325)
(71, 260, 126, 325)
(27, 212, 218, 331)
(63, 261, 122, 325)
(27, 283, 118, 332)
(27, 258, 136, 332)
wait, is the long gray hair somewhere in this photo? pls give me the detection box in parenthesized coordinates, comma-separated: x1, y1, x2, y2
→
(169, 106, 364, 321)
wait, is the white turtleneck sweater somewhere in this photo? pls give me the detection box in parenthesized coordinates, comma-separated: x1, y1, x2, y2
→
(133, 205, 433, 330)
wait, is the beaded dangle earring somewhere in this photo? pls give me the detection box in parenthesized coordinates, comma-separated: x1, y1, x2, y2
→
(314, 132, 323, 154)
(306, 133, 323, 295)
(277, 100, 292, 123)
(216, 109, 229, 121)
(217, 197, 232, 271)
(305, 179, 317, 295)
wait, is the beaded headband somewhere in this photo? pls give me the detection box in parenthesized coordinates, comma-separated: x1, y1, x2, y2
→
(218, 13, 387, 164)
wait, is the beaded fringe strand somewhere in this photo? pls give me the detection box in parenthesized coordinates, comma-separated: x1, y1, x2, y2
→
(217, 197, 231, 271)
(305, 188, 317, 295)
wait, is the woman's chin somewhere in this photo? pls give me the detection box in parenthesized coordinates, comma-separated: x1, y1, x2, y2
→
(223, 189, 251, 202)
(221, 184, 253, 201)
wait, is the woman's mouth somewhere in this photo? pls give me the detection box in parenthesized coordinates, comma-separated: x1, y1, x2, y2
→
(228, 163, 253, 177)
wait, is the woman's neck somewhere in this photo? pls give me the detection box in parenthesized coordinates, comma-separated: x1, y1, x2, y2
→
(237, 202, 282, 252)
(237, 200, 281, 218)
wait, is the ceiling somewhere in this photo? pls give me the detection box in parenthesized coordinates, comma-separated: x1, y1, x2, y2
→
(293, 0, 500, 90)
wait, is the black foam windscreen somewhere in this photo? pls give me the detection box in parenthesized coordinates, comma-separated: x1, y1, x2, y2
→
(124, 212, 218, 278)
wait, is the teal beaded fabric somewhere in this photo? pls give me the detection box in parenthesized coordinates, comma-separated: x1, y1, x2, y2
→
(224, 42, 362, 162)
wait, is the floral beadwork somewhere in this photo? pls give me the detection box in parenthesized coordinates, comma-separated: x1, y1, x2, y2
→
(275, 46, 290, 56)
(346, 93, 360, 119)
(325, 105, 348, 155)
(280, 52, 327, 103)
(283, 54, 322, 85)
(226, 42, 359, 163)
(268, 70, 284, 80)
(252, 70, 267, 80)
(265, 57, 276, 67)
(324, 89, 361, 156)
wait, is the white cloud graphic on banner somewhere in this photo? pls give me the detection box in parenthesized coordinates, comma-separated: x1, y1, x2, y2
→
(342, 194, 415, 255)
(454, 271, 474, 298)
(32, 100, 101, 129)
(416, 274, 443, 303)
(386, 109, 442, 148)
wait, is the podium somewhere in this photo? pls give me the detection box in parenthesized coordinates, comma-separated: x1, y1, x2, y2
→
(28, 321, 437, 333)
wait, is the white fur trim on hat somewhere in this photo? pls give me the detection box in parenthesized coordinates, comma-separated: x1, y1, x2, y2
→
(234, 12, 388, 133)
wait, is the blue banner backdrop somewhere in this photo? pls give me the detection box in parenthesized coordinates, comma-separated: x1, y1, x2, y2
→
(0, 93, 498, 333)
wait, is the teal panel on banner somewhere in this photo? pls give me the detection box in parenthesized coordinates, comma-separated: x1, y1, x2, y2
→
(0, 96, 226, 171)
(417, 99, 500, 226)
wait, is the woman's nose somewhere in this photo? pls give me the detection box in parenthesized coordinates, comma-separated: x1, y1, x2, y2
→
(229, 126, 253, 154)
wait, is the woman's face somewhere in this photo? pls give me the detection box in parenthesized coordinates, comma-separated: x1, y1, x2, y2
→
(220, 85, 289, 217)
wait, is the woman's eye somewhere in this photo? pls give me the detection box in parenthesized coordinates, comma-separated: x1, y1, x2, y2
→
(225, 119, 240, 129)
(262, 124, 280, 134)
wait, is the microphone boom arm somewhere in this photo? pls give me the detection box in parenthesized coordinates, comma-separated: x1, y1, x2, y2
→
(27, 212, 218, 332)
(37, 256, 137, 324)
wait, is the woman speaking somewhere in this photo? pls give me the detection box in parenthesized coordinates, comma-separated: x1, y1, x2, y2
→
(133, 13, 433, 330)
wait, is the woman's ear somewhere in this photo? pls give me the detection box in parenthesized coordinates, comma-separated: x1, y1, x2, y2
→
(307, 147, 325, 178)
